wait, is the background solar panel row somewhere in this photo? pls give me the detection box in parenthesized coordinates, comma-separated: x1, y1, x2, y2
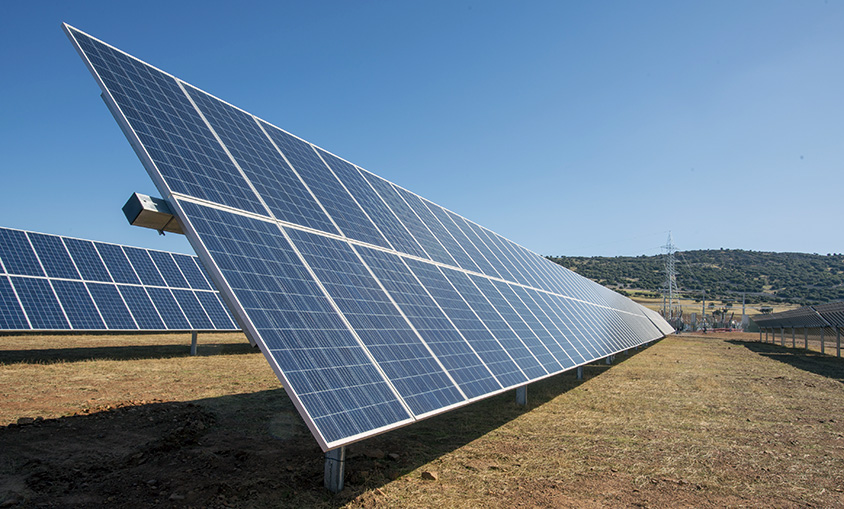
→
(0, 226, 238, 331)
(66, 24, 672, 450)
(752, 302, 844, 329)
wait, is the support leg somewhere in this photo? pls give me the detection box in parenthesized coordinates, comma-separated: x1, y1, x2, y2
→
(804, 328, 808, 350)
(576, 366, 583, 380)
(605, 355, 612, 365)
(821, 328, 825, 354)
(792, 327, 795, 348)
(190, 330, 198, 356)
(760, 329, 762, 342)
(516, 386, 527, 406)
(324, 447, 346, 493)
(780, 327, 785, 347)
(837, 327, 841, 358)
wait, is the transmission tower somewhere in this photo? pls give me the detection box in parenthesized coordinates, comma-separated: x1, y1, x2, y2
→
(662, 232, 680, 320)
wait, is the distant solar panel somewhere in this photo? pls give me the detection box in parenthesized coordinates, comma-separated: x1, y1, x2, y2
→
(65, 24, 672, 450)
(0, 226, 238, 332)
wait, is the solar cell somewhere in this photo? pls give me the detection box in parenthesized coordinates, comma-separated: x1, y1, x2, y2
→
(0, 226, 238, 332)
(52, 279, 106, 330)
(65, 24, 672, 450)
(0, 276, 29, 329)
(12, 277, 69, 329)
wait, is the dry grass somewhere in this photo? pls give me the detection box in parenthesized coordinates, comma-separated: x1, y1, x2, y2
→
(2, 332, 844, 507)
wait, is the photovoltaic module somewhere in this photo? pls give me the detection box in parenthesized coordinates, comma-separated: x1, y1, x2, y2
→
(0, 226, 237, 332)
(64, 24, 672, 450)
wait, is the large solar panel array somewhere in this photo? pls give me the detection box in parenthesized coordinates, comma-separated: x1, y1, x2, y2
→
(0, 226, 237, 331)
(65, 24, 672, 450)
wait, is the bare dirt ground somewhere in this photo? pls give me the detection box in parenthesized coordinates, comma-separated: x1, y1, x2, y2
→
(2, 331, 844, 507)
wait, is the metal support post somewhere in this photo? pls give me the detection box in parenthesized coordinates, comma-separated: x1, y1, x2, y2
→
(190, 330, 198, 356)
(760, 329, 762, 342)
(605, 355, 612, 365)
(804, 328, 808, 350)
(821, 328, 825, 354)
(792, 327, 795, 348)
(516, 386, 527, 406)
(324, 446, 346, 493)
(576, 366, 583, 380)
(765, 329, 768, 343)
(837, 327, 841, 358)
(780, 327, 784, 347)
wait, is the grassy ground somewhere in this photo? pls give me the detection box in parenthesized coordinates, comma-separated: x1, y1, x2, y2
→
(2, 331, 844, 507)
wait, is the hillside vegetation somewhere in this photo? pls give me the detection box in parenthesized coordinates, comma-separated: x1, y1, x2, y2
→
(548, 249, 844, 305)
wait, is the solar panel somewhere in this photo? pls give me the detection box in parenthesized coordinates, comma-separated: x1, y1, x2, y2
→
(64, 24, 673, 450)
(0, 226, 238, 332)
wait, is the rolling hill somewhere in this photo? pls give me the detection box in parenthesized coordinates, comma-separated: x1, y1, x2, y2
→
(547, 249, 844, 305)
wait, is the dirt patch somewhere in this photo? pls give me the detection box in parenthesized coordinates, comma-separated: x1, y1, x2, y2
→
(2, 333, 844, 507)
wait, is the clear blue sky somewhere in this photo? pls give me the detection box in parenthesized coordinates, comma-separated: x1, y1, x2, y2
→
(2, 1, 842, 258)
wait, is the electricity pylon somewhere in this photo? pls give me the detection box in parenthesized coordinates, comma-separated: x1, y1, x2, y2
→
(662, 232, 680, 320)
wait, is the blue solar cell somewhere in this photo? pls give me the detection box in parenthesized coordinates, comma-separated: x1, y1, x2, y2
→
(554, 298, 609, 357)
(181, 200, 410, 443)
(184, 85, 340, 235)
(11, 276, 68, 329)
(63, 238, 112, 282)
(461, 220, 529, 286)
(448, 213, 518, 282)
(122, 247, 166, 287)
(68, 29, 265, 216)
(172, 289, 213, 329)
(532, 292, 596, 360)
(288, 228, 464, 416)
(95, 243, 140, 285)
(425, 203, 501, 279)
(195, 291, 236, 330)
(172, 253, 212, 290)
(0, 228, 44, 277)
(261, 122, 390, 249)
(357, 247, 501, 399)
(118, 285, 166, 329)
(404, 258, 524, 390)
(146, 287, 190, 330)
(491, 281, 576, 366)
(396, 188, 481, 274)
(52, 279, 105, 329)
(0, 276, 29, 329)
(87, 282, 136, 329)
(317, 149, 428, 259)
(28, 233, 81, 280)
(148, 250, 189, 288)
(438, 269, 533, 386)
(360, 172, 454, 266)
(468, 274, 559, 375)
(516, 288, 583, 366)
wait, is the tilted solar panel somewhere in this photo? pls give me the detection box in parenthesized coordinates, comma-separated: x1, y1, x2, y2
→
(65, 24, 672, 450)
(0, 226, 237, 332)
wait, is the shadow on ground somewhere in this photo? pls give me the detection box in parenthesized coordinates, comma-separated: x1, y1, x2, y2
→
(0, 342, 256, 365)
(0, 344, 656, 508)
(728, 339, 844, 382)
